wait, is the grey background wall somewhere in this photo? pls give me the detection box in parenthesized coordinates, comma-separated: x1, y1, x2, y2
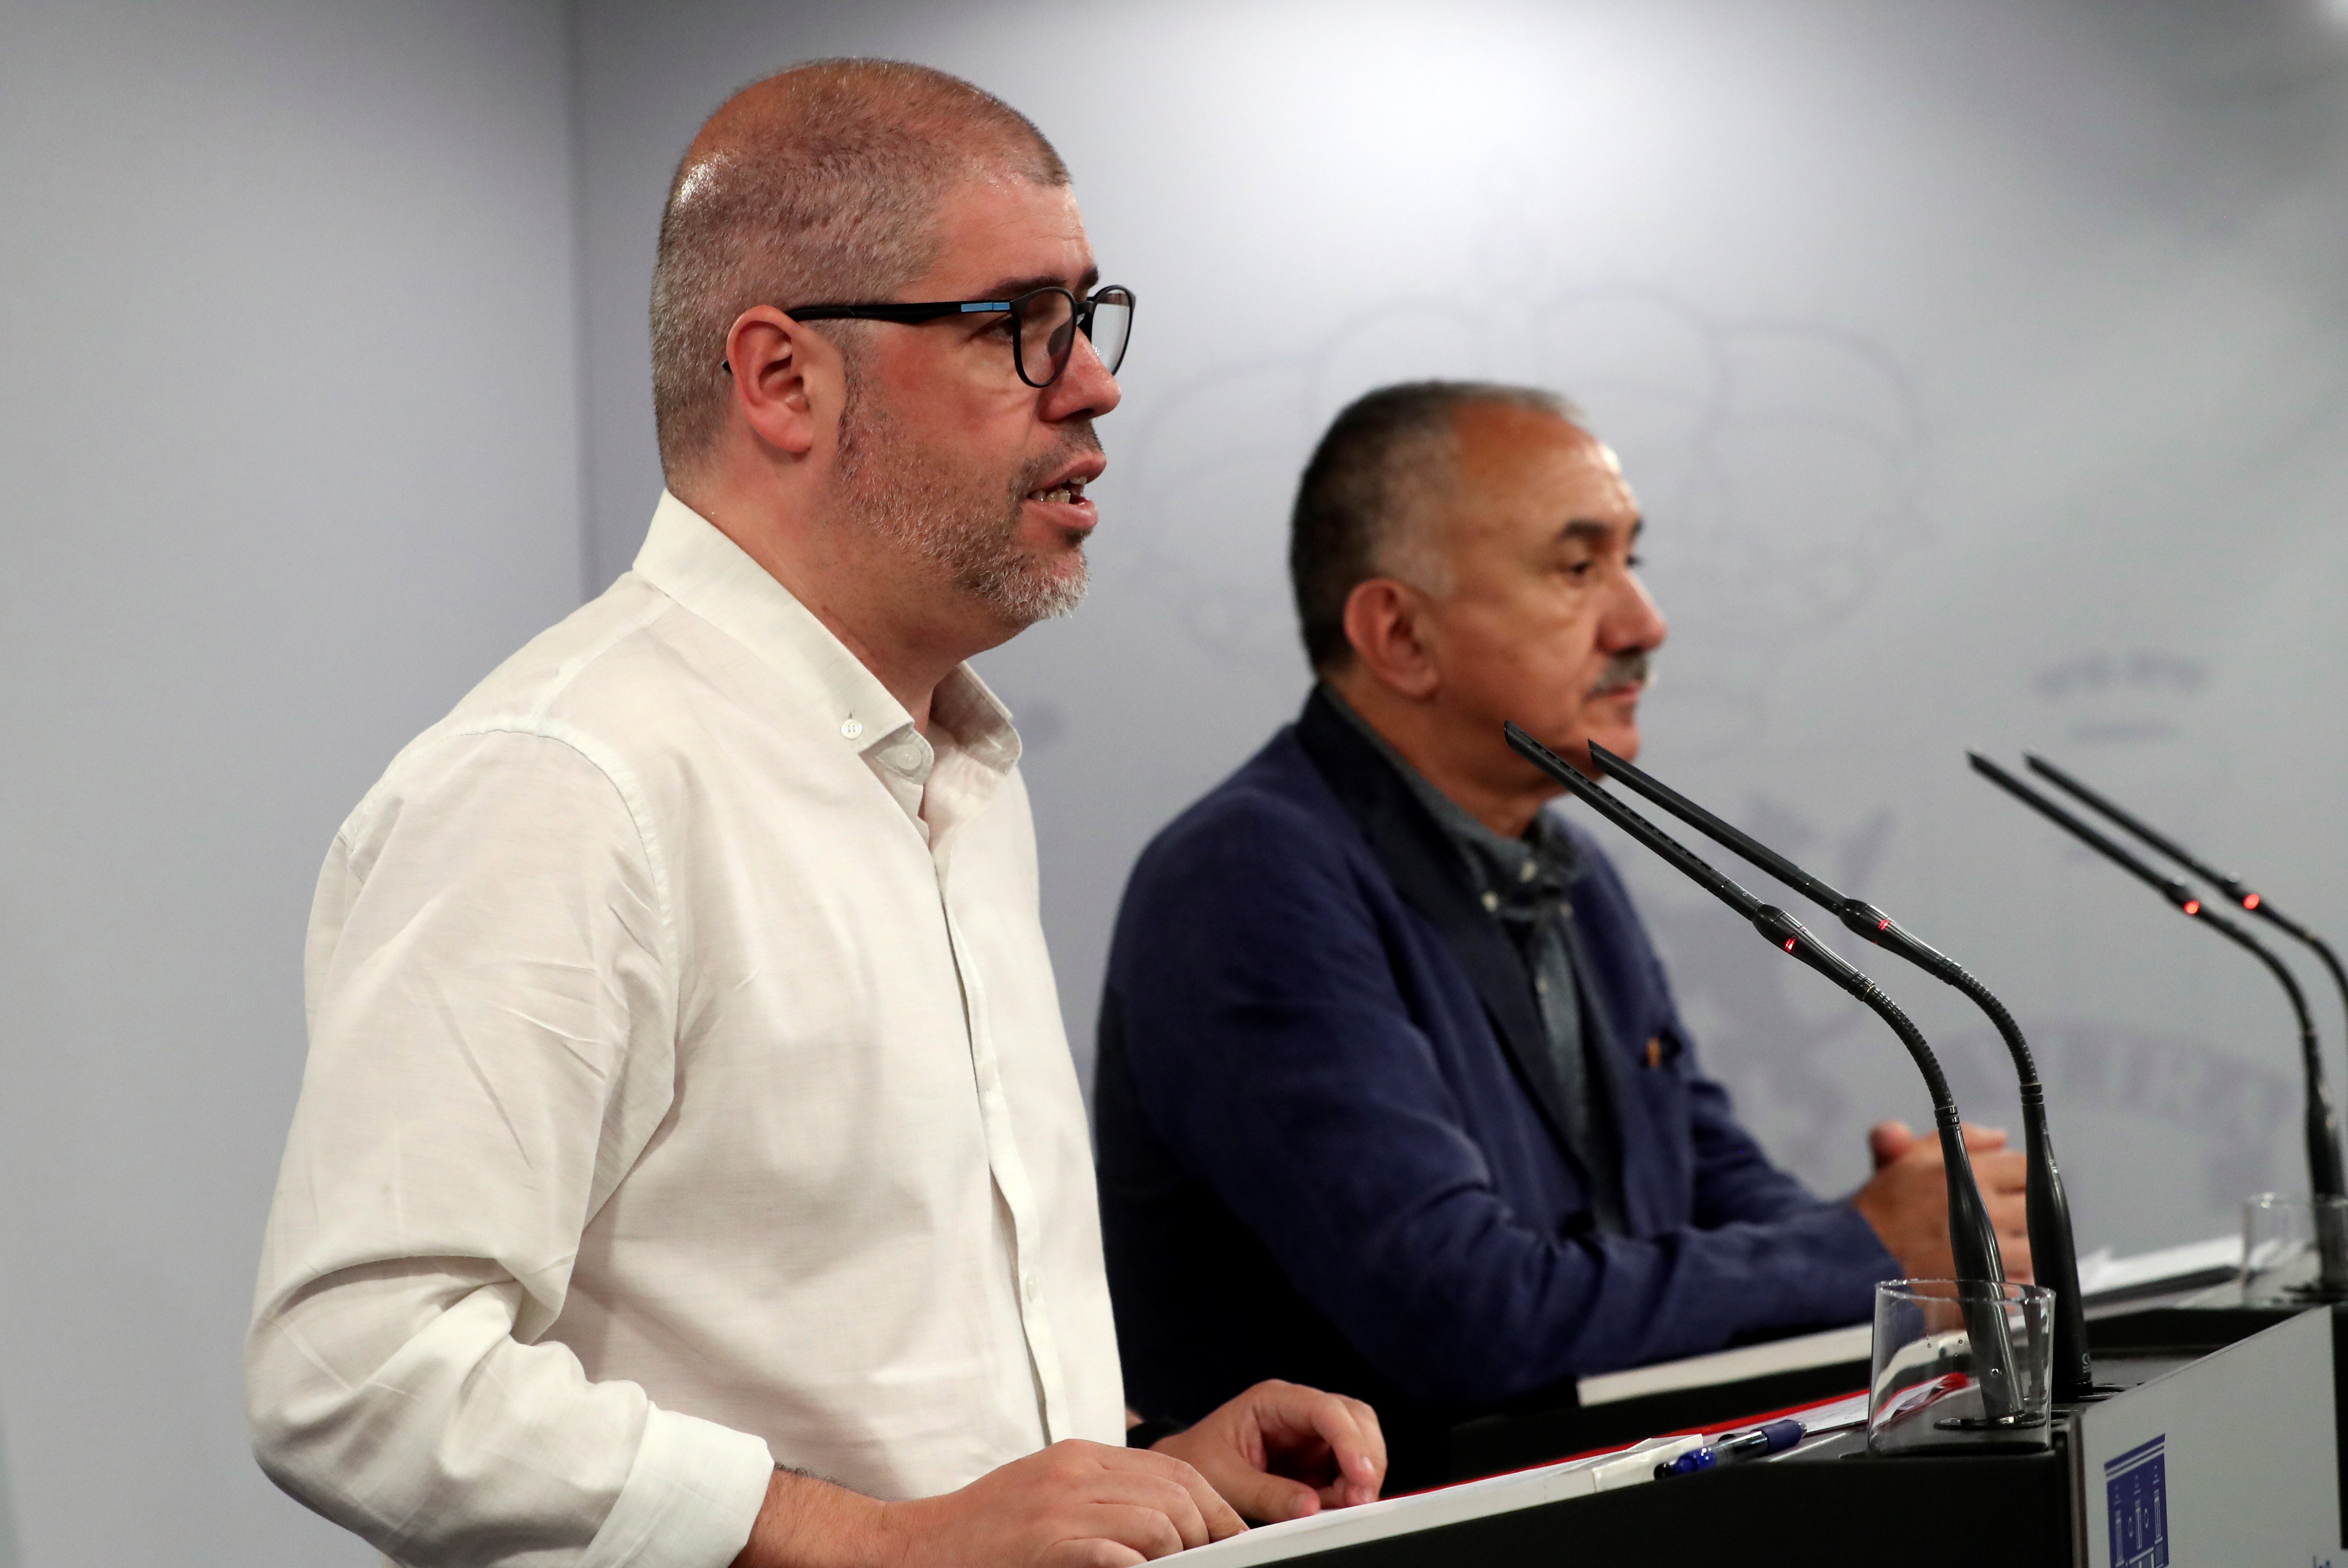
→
(0, 0, 584, 1562)
(3, 0, 2346, 1561)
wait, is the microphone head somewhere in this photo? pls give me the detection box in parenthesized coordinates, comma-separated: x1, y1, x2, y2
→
(1753, 904, 1883, 1011)
(1751, 904, 1806, 953)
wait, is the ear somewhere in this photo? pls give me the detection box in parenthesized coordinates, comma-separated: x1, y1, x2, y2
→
(1341, 578, 1442, 700)
(722, 307, 847, 460)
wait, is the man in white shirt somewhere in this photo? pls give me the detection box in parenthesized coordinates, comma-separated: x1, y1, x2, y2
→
(247, 59, 1383, 1568)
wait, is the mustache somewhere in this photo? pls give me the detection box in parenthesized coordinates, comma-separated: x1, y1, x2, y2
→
(1011, 421, 1105, 501)
(1589, 649, 1655, 698)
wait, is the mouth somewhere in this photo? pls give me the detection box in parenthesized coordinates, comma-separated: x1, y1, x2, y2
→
(1027, 477, 1088, 506)
(1022, 454, 1106, 535)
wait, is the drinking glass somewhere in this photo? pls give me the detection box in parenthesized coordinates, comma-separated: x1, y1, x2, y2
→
(2241, 1193, 2348, 1304)
(1868, 1278, 2054, 1455)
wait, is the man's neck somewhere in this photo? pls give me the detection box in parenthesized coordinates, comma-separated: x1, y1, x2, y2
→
(1324, 672, 1554, 839)
(688, 486, 984, 734)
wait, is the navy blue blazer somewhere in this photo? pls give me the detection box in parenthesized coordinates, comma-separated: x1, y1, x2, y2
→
(1095, 691, 1893, 1484)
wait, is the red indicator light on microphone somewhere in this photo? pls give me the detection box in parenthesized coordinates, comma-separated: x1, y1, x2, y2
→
(2244, 893, 2261, 910)
(2182, 899, 2201, 916)
(1783, 937, 1797, 952)
(1877, 918, 1890, 932)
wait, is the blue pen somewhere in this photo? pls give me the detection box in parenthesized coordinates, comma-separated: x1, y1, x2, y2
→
(1652, 1418, 1806, 1479)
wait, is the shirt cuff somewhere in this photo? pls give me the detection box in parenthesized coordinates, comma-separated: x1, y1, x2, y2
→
(577, 1405, 776, 1568)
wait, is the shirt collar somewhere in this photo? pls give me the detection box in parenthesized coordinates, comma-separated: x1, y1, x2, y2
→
(1317, 682, 1578, 906)
(631, 490, 1023, 780)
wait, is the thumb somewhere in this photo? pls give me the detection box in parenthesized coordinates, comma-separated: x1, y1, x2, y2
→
(1217, 1468, 1323, 1525)
(1868, 1120, 1916, 1170)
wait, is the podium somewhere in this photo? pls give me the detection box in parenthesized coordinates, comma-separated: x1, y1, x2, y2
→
(1188, 1303, 2344, 1567)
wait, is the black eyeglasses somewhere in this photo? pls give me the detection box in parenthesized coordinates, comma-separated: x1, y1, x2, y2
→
(773, 284, 1135, 388)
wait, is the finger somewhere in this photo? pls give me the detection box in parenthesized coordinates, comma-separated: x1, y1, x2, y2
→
(1975, 1150, 2031, 1192)
(1240, 1381, 1384, 1508)
(1286, 1390, 1382, 1499)
(1959, 1123, 2010, 1150)
(1039, 1540, 1147, 1568)
(1076, 1501, 1191, 1561)
(1122, 1450, 1245, 1543)
(1089, 1460, 1219, 1550)
(1337, 1395, 1387, 1503)
(1316, 1396, 1386, 1504)
(1868, 1121, 1916, 1169)
(1214, 1465, 1323, 1525)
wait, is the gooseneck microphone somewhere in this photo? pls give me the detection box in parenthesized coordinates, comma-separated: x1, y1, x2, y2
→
(2023, 751, 2348, 1063)
(1586, 741, 2097, 1402)
(1505, 723, 2020, 1417)
(1969, 753, 2348, 1300)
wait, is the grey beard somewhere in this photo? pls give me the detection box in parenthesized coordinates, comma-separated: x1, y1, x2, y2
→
(835, 382, 1093, 628)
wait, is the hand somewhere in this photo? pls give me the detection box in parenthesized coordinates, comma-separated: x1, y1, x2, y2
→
(729, 1441, 1244, 1568)
(1850, 1121, 2032, 1283)
(1150, 1379, 1385, 1523)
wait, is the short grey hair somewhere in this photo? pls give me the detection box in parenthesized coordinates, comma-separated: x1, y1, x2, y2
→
(1288, 380, 1582, 672)
(649, 59, 1069, 485)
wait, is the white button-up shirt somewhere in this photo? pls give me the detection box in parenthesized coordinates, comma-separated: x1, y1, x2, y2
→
(247, 493, 1125, 1568)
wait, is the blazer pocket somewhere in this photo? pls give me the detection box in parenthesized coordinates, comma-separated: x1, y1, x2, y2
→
(1638, 1034, 1684, 1070)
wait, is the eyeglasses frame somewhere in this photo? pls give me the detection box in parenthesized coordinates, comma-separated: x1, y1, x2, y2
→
(755, 284, 1135, 388)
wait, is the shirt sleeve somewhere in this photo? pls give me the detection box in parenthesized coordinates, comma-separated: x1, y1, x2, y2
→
(246, 727, 775, 1568)
(1111, 794, 1892, 1410)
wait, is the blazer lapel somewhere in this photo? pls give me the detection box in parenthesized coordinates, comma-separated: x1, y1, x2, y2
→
(1553, 909, 1640, 1229)
(1295, 690, 1597, 1180)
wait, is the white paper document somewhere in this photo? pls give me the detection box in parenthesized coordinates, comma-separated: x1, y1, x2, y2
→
(1178, 1387, 1870, 1564)
(2074, 1234, 2240, 1301)
(1576, 1321, 1872, 1408)
(1174, 1434, 1706, 1566)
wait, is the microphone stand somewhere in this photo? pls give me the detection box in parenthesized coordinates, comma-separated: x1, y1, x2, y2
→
(2024, 751, 2348, 1090)
(1970, 753, 2348, 1300)
(1585, 741, 2099, 1402)
(1505, 723, 2023, 1421)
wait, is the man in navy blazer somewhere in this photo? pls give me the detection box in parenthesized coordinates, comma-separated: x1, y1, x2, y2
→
(1094, 382, 2030, 1488)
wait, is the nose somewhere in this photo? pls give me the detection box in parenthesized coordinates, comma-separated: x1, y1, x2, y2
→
(1607, 563, 1668, 652)
(1043, 326, 1121, 422)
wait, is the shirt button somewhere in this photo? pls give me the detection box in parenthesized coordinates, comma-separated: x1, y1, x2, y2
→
(1535, 975, 1549, 994)
(1518, 862, 1538, 883)
(840, 718, 863, 740)
(1022, 1274, 1039, 1303)
(1481, 891, 1500, 913)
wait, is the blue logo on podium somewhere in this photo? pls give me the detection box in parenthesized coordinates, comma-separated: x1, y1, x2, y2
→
(2105, 1434, 2169, 1568)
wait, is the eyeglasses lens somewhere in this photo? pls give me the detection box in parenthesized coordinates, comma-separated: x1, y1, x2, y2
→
(1086, 289, 1133, 376)
(1017, 289, 1078, 388)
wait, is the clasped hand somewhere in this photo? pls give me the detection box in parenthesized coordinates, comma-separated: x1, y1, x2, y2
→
(1851, 1120, 2034, 1282)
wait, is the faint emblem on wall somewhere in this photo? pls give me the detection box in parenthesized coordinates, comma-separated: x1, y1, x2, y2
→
(2032, 649, 2209, 746)
(1630, 790, 2294, 1215)
(1121, 285, 1930, 759)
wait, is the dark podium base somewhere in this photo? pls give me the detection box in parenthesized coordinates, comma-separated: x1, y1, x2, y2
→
(1328, 1301, 2340, 1568)
(1319, 1440, 2071, 1568)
